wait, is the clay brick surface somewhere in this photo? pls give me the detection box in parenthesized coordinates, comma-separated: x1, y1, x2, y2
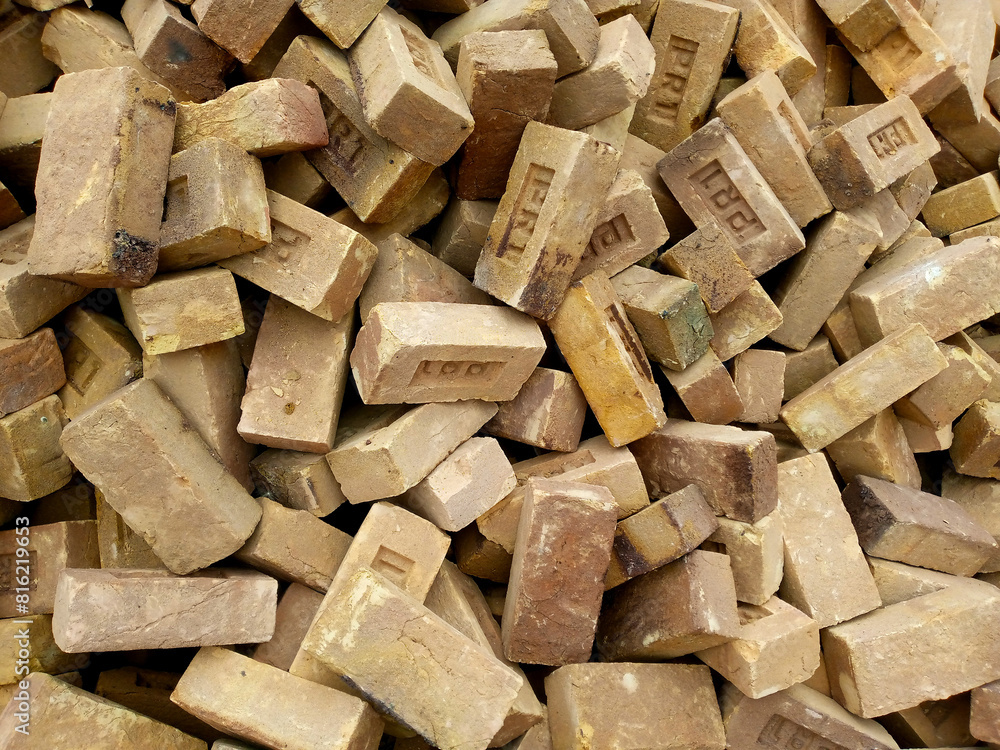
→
(250, 449, 347, 517)
(484, 367, 588, 452)
(0, 395, 72, 503)
(432, 199, 499, 277)
(189, 0, 292, 63)
(921, 171, 1000, 237)
(0, 328, 64, 417)
(894, 342, 990, 428)
(662, 348, 744, 425)
(707, 513, 784, 606)
(297, 0, 385, 49)
(826, 408, 921, 489)
(95, 490, 164, 570)
(733, 349, 785, 424)
(252, 582, 324, 671)
(941, 468, 1000, 573)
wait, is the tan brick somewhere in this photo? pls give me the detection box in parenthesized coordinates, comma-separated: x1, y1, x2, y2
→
(0, 672, 205, 749)
(28, 67, 174, 288)
(574, 169, 669, 281)
(432, 0, 600, 77)
(0, 395, 72, 504)
(0, 520, 98, 617)
(253, 582, 324, 671)
(0, 217, 87, 339)
(826, 408, 920, 488)
(824, 562, 1000, 717)
(609, 265, 713, 371)
(118, 268, 244, 356)
(597, 549, 740, 660)
(474, 121, 620, 319)
(189, 0, 292, 63)
(401, 437, 516, 532)
(945, 330, 1000, 402)
(158, 138, 271, 272)
(350, 9, 473, 166)
(721, 682, 900, 750)
(927, 0, 994, 125)
(972, 678, 1000, 744)
(620, 134, 696, 239)
(0, 328, 64, 417)
(894, 343, 990, 429)
(0, 614, 78, 685)
(52, 568, 276, 652)
(709, 281, 783, 362)
(0, 91, 48, 196)
(0, 8, 57, 98)
(781, 335, 838, 401)
(814, 0, 905, 51)
(454, 525, 513, 583)
(547, 663, 726, 750)
(658, 119, 805, 277)
(173, 646, 383, 749)
(777, 454, 882, 627)
(630, 0, 740, 154)
(706, 513, 784, 605)
(477, 435, 649, 552)
(0, 176, 23, 231)
(327, 401, 498, 503)
(174, 78, 327, 157)
(663, 348, 744, 425)
(432, 199, 498, 277)
(731, 349, 785, 424)
(455, 30, 557, 201)
(935, 104, 1000, 175)
(929, 133, 979, 190)
(250, 449, 347, 517)
(889, 164, 936, 226)
(942, 468, 1000, 573)
(772, 0, 828, 124)
(30, 479, 98, 526)
(59, 379, 262, 575)
(297, 0, 385, 49)
(606, 483, 718, 589)
(484, 367, 588, 452)
(879, 695, 978, 750)
(96, 490, 164, 570)
(922, 171, 1000, 238)
(899, 414, 952, 452)
(577, 101, 636, 153)
(301, 568, 522, 750)
(951, 399, 1000, 479)
(271, 35, 436, 224)
(263, 152, 332, 209)
(121, 0, 232, 102)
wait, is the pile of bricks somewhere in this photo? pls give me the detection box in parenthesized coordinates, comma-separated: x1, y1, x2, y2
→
(4, 0, 1000, 747)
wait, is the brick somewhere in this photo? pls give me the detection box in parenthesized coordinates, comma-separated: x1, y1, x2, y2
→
(772, 0, 828, 124)
(814, 0, 905, 51)
(574, 169, 670, 281)
(935, 104, 1000, 174)
(609, 265, 712, 371)
(0, 8, 57, 98)
(250, 449, 347, 517)
(0, 614, 77, 685)
(951, 399, 1000, 479)
(927, 0, 994, 125)
(941, 468, 1000, 573)
(432, 0, 600, 77)
(95, 490, 164, 570)
(189, 0, 292, 63)
(455, 30, 557, 201)
(945, 330, 1000, 401)
(854, 187, 910, 255)
(432, 199, 498, 277)
(922, 171, 1000, 237)
(477, 435, 649, 552)
(263, 152, 332, 209)
(769, 211, 880, 351)
(781, 324, 947, 451)
(619, 134, 696, 239)
(881, 694, 978, 749)
(358, 234, 490, 322)
(823, 563, 1000, 717)
(547, 663, 725, 750)
(484, 367, 588, 452)
(327, 401, 498, 503)
(894, 343, 990, 428)
(630, 0, 740, 154)
(781, 336, 838, 401)
(0, 520, 98, 617)
(0, 92, 48, 194)
(548, 16, 654, 130)
(551, 270, 665, 446)
(657, 118, 805, 277)
(0, 672, 205, 749)
(57, 307, 142, 420)
(253, 582, 324, 670)
(350, 9, 473, 167)
(27, 67, 174, 288)
(721, 682, 900, 750)
(890, 160, 937, 222)
(158, 138, 270, 272)
(454, 525, 513, 583)
(297, 0, 385, 49)
(826, 408, 920, 489)
(474, 121, 620, 319)
(174, 78, 327, 157)
(0, 328, 64, 417)
(271, 35, 436, 224)
(0, 395, 72, 504)
(899, 414, 952, 452)
(118, 267, 244, 355)
(301, 568, 522, 750)
(777, 454, 882, 627)
(706, 513, 783, 605)
(971, 679, 1000, 744)
(808, 96, 939, 210)
(709, 281, 783, 362)
(172, 646, 383, 749)
(606, 483, 718, 589)
(52, 568, 276, 652)
(930, 133, 980, 188)
(121, 0, 232, 102)
(0, 176, 22, 230)
(663, 348, 744, 425)
(401, 437, 516, 532)
(59, 379, 262, 575)
(597, 549, 740, 660)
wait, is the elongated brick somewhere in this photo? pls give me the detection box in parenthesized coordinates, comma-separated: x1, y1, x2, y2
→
(503, 477, 616, 665)
(0, 395, 72, 504)
(709, 281, 783, 365)
(96, 490, 164, 570)
(620, 134, 696, 238)
(59, 379, 262, 575)
(474, 121, 619, 319)
(972, 679, 1000, 744)
(921, 172, 1000, 237)
(927, 0, 993, 124)
(484, 367, 588, 452)
(189, 0, 292, 63)
(263, 151, 331, 208)
(351, 301, 545, 404)
(0, 8, 57, 98)
(27, 67, 174, 288)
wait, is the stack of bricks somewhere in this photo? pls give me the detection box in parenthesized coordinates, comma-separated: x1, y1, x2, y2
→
(5, 0, 1000, 748)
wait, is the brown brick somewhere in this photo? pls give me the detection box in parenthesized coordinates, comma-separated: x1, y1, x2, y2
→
(28, 67, 174, 288)
(263, 151, 332, 209)
(158, 138, 270, 272)
(431, 199, 498, 277)
(189, 0, 292, 63)
(941, 468, 1000, 573)
(630, 0, 740, 154)
(52, 568, 276, 652)
(0, 328, 64, 417)
(474, 121, 620, 319)
(0, 395, 72, 504)
(733, 349, 785, 424)
(484, 367, 588, 452)
(826, 408, 921, 488)
(597, 549, 740, 660)
(0, 8, 57, 98)
(59, 379, 261, 575)
(547, 663, 726, 750)
(454, 525, 513, 583)
(606, 483, 718, 589)
(782, 336, 839, 401)
(296, 0, 385, 49)
(706, 513, 783, 605)
(880, 694, 978, 750)
(889, 160, 937, 222)
(95, 490, 164, 570)
(777, 454, 882, 627)
(930, 132, 982, 186)
(662, 348, 744, 425)
(253, 582, 324, 671)
(951, 399, 1000, 479)
(250, 449, 347, 517)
